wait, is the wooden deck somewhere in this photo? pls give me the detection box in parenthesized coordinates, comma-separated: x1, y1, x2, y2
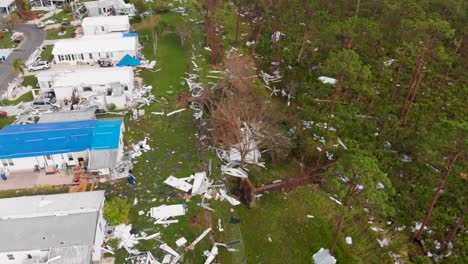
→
(0, 169, 76, 191)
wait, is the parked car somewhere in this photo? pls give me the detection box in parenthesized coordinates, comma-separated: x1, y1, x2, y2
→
(35, 22, 45, 29)
(0, 111, 7, 118)
(98, 58, 113, 67)
(32, 98, 61, 110)
(28, 61, 50, 72)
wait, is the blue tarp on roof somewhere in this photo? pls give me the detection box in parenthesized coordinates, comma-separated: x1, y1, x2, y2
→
(117, 54, 141, 67)
(123, 32, 139, 38)
(0, 119, 123, 159)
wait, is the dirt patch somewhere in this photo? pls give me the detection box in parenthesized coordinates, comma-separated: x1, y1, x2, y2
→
(20, 11, 43, 22)
(191, 215, 201, 227)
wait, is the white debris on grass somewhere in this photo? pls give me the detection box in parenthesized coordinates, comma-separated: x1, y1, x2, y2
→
(345, 237, 353, 245)
(191, 171, 212, 195)
(246, 40, 255, 46)
(337, 137, 348, 150)
(307, 215, 315, 219)
(150, 204, 186, 222)
(175, 237, 187, 247)
(318, 76, 338, 85)
(271, 31, 285, 42)
(219, 189, 241, 206)
(132, 137, 151, 158)
(411, 222, 423, 233)
(166, 108, 186, 116)
(164, 176, 193, 192)
(204, 245, 219, 264)
(159, 243, 180, 258)
(376, 182, 385, 189)
(312, 248, 336, 264)
(217, 219, 224, 232)
(138, 210, 145, 216)
(377, 238, 390, 247)
(187, 228, 212, 250)
(329, 196, 343, 205)
(384, 59, 396, 67)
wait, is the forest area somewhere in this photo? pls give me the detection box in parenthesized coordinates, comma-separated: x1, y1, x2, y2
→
(195, 0, 467, 263)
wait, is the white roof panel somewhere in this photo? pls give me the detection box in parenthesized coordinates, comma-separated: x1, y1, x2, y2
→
(82, 15, 129, 27)
(0, 190, 105, 219)
(52, 34, 137, 54)
(37, 67, 134, 87)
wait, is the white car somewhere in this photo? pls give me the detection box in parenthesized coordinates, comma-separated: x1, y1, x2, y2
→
(32, 98, 61, 110)
(28, 61, 50, 72)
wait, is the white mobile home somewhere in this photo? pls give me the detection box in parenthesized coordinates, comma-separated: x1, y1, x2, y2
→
(84, 0, 135, 17)
(82, 15, 130, 35)
(0, 191, 107, 264)
(0, 0, 15, 15)
(36, 67, 135, 109)
(0, 119, 125, 175)
(52, 33, 139, 65)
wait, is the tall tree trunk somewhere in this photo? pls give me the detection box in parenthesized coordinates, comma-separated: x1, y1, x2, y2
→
(445, 210, 465, 249)
(391, 63, 402, 98)
(326, 70, 345, 133)
(439, 36, 463, 93)
(235, 2, 241, 44)
(251, 21, 264, 55)
(400, 54, 425, 126)
(401, 60, 424, 126)
(330, 214, 345, 255)
(414, 151, 463, 241)
(355, 0, 361, 17)
(297, 31, 310, 63)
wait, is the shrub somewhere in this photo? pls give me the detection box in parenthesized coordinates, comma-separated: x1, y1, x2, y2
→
(107, 103, 117, 111)
(103, 197, 130, 225)
(130, 14, 142, 24)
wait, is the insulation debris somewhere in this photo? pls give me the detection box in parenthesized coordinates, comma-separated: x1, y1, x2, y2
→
(221, 166, 248, 178)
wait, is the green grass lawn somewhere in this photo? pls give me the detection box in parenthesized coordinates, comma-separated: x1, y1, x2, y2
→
(0, 32, 18, 49)
(42, 11, 74, 23)
(46, 27, 75, 40)
(40, 45, 54, 62)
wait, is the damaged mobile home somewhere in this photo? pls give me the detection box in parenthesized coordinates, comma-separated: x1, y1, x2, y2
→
(36, 67, 139, 110)
(0, 191, 107, 264)
(0, 119, 128, 179)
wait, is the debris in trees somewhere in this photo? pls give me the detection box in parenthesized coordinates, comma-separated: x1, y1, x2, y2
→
(318, 76, 338, 85)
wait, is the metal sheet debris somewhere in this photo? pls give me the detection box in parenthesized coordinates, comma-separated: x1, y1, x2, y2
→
(150, 204, 186, 220)
(187, 228, 212, 250)
(167, 108, 186, 116)
(164, 176, 193, 192)
(312, 248, 336, 264)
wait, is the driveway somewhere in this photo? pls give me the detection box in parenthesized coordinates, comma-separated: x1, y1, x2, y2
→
(0, 24, 46, 94)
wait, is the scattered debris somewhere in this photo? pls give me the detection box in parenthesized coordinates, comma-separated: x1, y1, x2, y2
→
(150, 204, 187, 223)
(345, 237, 353, 245)
(219, 189, 241, 206)
(164, 176, 193, 192)
(167, 108, 186, 116)
(312, 248, 336, 264)
(221, 166, 248, 178)
(377, 238, 390, 247)
(329, 196, 343, 205)
(187, 228, 212, 251)
(203, 245, 219, 264)
(175, 237, 187, 247)
(318, 76, 338, 85)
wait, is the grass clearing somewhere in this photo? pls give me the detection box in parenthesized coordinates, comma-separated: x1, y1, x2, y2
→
(46, 27, 75, 40)
(235, 186, 393, 263)
(39, 45, 54, 62)
(0, 32, 17, 49)
(42, 11, 74, 23)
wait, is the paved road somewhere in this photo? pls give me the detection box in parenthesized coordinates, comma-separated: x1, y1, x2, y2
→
(0, 24, 46, 94)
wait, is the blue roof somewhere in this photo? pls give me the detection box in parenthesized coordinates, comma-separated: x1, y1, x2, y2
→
(0, 119, 123, 159)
